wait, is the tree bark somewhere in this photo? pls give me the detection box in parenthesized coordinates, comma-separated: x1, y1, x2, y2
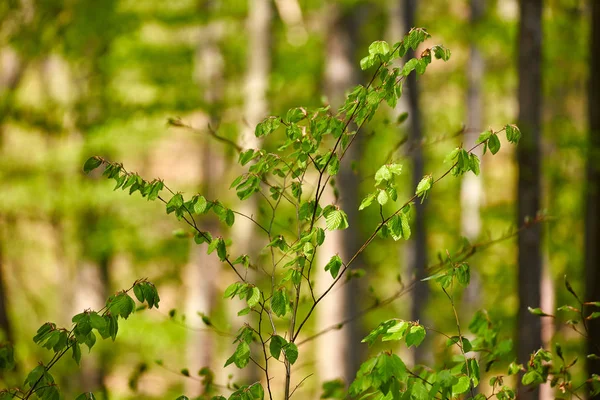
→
(516, 1, 543, 399)
(403, 0, 429, 365)
(316, 2, 365, 388)
(186, 10, 225, 394)
(233, 0, 272, 386)
(462, 0, 485, 242)
(585, 0, 600, 388)
(0, 49, 25, 344)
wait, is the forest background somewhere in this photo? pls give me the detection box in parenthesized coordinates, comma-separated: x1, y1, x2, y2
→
(0, 0, 597, 399)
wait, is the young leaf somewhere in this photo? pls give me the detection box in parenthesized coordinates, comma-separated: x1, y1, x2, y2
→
(527, 307, 553, 317)
(283, 343, 299, 364)
(488, 134, 501, 155)
(415, 175, 433, 200)
(505, 124, 521, 144)
(231, 342, 251, 369)
(324, 255, 343, 279)
(269, 335, 287, 360)
(377, 189, 389, 206)
(83, 156, 103, 173)
(324, 208, 349, 230)
(405, 325, 426, 347)
(246, 286, 260, 308)
(369, 40, 390, 56)
(359, 192, 377, 210)
(166, 194, 184, 214)
(271, 289, 288, 318)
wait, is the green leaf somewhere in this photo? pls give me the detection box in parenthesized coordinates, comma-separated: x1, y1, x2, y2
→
(588, 312, 600, 320)
(402, 58, 420, 76)
(224, 282, 241, 299)
(476, 130, 492, 144)
(432, 45, 451, 61)
(456, 263, 470, 286)
(255, 117, 281, 137)
(508, 362, 522, 375)
(83, 156, 103, 173)
(452, 376, 471, 396)
(388, 213, 411, 241)
(469, 154, 480, 176)
(269, 335, 286, 360)
(216, 238, 227, 261)
(224, 341, 251, 369)
(246, 286, 260, 308)
(0, 343, 15, 371)
(324, 255, 343, 279)
(488, 134, 501, 155)
(527, 307, 553, 317)
(522, 370, 544, 386)
(283, 342, 299, 364)
(377, 189, 389, 206)
(90, 311, 107, 331)
(107, 293, 136, 319)
(285, 107, 306, 124)
(362, 320, 397, 346)
(368, 40, 390, 56)
(415, 175, 433, 199)
(72, 342, 82, 365)
(271, 289, 288, 317)
(359, 193, 377, 210)
(133, 284, 145, 303)
(33, 323, 56, 344)
(324, 208, 349, 230)
(505, 124, 521, 144)
(166, 194, 184, 214)
(405, 325, 426, 347)
(360, 54, 376, 70)
(381, 320, 409, 342)
(238, 149, 255, 166)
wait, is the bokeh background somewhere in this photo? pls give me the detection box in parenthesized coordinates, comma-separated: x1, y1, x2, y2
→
(0, 0, 594, 399)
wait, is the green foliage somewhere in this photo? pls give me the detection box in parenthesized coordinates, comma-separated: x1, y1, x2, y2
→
(0, 279, 158, 399)
(6, 26, 590, 400)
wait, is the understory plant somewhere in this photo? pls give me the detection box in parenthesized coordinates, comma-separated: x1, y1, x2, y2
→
(1, 28, 599, 400)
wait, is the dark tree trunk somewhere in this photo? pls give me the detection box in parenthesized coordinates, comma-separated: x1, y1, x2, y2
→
(586, 0, 600, 389)
(0, 50, 26, 344)
(404, 0, 429, 364)
(516, 1, 543, 399)
(0, 222, 11, 344)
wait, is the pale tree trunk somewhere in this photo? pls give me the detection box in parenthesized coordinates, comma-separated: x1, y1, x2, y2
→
(516, 1, 543, 400)
(462, 4, 485, 397)
(462, 0, 485, 244)
(185, 14, 224, 395)
(232, 0, 272, 385)
(316, 2, 365, 388)
(586, 0, 600, 389)
(403, 0, 429, 365)
(273, 0, 307, 45)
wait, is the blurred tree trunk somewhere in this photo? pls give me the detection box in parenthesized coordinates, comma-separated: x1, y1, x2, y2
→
(0, 48, 25, 343)
(586, 0, 600, 386)
(316, 2, 365, 387)
(462, 0, 485, 243)
(517, 1, 543, 399)
(462, 4, 485, 397)
(403, 0, 429, 365)
(186, 8, 224, 395)
(232, 0, 272, 385)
